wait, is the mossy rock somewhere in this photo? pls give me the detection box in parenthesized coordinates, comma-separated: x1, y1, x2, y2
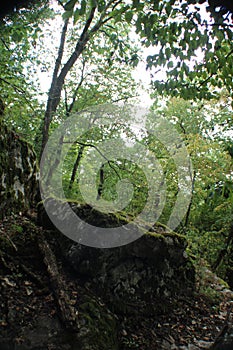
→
(0, 122, 39, 219)
(77, 296, 118, 350)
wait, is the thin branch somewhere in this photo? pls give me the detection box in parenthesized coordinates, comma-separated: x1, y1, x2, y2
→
(199, 47, 233, 88)
(88, 0, 123, 38)
(52, 17, 69, 85)
(64, 85, 69, 114)
(96, 0, 123, 25)
(0, 38, 10, 51)
(0, 77, 26, 94)
(57, 6, 97, 85)
(201, 22, 233, 28)
(67, 59, 86, 115)
(63, 140, 121, 179)
(0, 77, 36, 112)
(112, 94, 139, 103)
(57, 0, 66, 10)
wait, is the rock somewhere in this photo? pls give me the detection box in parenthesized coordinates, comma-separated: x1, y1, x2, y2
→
(77, 296, 118, 350)
(226, 267, 233, 290)
(0, 300, 118, 350)
(210, 321, 233, 350)
(0, 122, 39, 219)
(39, 198, 197, 314)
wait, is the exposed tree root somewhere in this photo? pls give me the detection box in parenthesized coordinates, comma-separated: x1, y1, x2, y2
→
(37, 231, 79, 331)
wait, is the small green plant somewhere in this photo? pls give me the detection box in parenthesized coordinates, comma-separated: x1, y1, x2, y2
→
(199, 285, 222, 305)
(11, 224, 23, 234)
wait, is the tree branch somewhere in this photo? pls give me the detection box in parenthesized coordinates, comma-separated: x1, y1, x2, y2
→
(64, 140, 122, 179)
(66, 59, 86, 116)
(198, 47, 233, 88)
(57, 6, 97, 86)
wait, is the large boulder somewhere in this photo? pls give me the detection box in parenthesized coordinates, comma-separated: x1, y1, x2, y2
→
(66, 232, 195, 314)
(0, 107, 39, 218)
(38, 197, 195, 314)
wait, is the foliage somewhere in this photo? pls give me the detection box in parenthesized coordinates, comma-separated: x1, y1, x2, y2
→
(2, 0, 233, 144)
(149, 97, 233, 276)
(142, 1, 233, 101)
(0, 2, 51, 140)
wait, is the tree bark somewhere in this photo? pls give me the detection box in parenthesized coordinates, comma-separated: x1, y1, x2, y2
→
(40, 6, 98, 160)
(69, 144, 85, 189)
(38, 231, 78, 330)
(40, 18, 69, 159)
(184, 170, 196, 228)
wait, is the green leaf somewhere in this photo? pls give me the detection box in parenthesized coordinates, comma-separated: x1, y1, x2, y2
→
(73, 8, 80, 24)
(132, 0, 139, 8)
(167, 61, 174, 69)
(135, 18, 142, 33)
(79, 0, 87, 15)
(125, 11, 133, 23)
(97, 0, 105, 12)
(12, 31, 23, 43)
(62, 9, 73, 20)
(64, 0, 76, 11)
(165, 47, 171, 60)
(165, 4, 172, 16)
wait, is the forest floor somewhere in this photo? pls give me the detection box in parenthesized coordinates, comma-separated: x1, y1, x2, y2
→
(0, 213, 232, 350)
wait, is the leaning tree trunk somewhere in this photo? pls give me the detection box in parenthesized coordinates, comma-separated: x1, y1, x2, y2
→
(40, 18, 69, 160)
(69, 144, 86, 189)
(39, 5, 106, 161)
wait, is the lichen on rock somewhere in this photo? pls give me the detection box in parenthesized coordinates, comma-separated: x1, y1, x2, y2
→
(0, 120, 39, 219)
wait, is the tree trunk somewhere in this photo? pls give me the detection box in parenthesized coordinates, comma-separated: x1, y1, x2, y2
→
(212, 224, 233, 271)
(184, 170, 196, 228)
(40, 18, 69, 160)
(39, 6, 98, 160)
(69, 144, 85, 189)
(97, 164, 105, 200)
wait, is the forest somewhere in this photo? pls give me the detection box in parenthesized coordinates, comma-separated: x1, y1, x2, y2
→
(0, 0, 233, 349)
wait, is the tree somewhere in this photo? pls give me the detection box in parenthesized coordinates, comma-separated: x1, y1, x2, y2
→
(144, 1, 233, 101)
(0, 0, 47, 18)
(0, 1, 51, 139)
(2, 0, 233, 153)
(149, 96, 233, 277)
(39, 0, 233, 159)
(39, 0, 140, 159)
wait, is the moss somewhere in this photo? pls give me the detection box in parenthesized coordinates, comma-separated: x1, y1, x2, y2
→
(38, 197, 186, 246)
(146, 230, 185, 242)
(78, 296, 118, 350)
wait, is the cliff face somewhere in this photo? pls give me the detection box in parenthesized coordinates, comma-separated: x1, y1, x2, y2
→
(0, 113, 39, 219)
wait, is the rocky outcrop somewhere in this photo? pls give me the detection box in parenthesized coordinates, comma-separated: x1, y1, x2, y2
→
(38, 197, 195, 313)
(0, 104, 39, 219)
(66, 231, 195, 314)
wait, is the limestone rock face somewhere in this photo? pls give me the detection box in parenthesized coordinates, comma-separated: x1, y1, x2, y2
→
(66, 233, 195, 313)
(38, 196, 195, 314)
(36, 197, 195, 313)
(0, 123, 39, 218)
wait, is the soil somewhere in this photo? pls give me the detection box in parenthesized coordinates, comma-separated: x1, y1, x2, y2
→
(0, 213, 232, 350)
